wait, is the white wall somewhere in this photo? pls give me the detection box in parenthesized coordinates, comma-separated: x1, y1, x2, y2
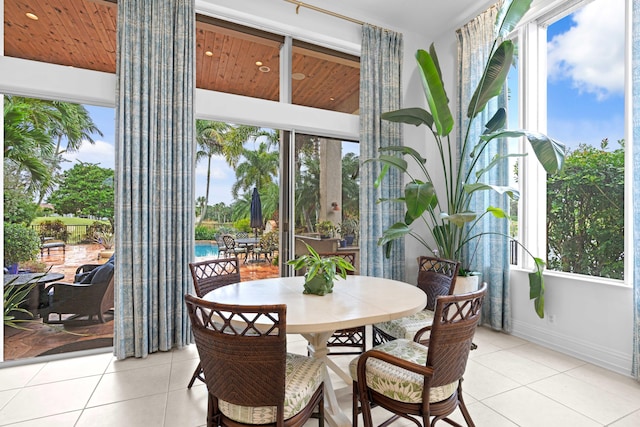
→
(511, 270, 634, 376)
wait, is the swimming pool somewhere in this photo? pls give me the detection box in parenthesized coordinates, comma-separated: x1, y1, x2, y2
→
(195, 242, 219, 258)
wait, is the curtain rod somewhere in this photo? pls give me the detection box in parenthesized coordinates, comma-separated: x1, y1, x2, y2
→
(283, 0, 365, 26)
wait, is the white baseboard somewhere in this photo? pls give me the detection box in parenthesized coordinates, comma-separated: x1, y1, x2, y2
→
(511, 319, 633, 377)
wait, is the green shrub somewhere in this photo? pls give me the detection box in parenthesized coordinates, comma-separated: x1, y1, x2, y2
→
(85, 221, 112, 242)
(214, 225, 235, 237)
(195, 225, 216, 240)
(37, 219, 70, 242)
(233, 218, 251, 233)
(4, 187, 38, 225)
(4, 222, 41, 266)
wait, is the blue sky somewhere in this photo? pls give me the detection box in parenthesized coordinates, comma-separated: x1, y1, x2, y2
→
(546, 0, 625, 151)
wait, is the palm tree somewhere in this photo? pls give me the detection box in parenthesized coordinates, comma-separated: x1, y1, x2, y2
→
(341, 152, 359, 217)
(195, 120, 262, 225)
(36, 100, 103, 204)
(195, 196, 206, 219)
(3, 96, 55, 188)
(231, 142, 279, 198)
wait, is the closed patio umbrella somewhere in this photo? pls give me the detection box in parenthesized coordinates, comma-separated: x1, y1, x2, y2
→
(250, 187, 263, 239)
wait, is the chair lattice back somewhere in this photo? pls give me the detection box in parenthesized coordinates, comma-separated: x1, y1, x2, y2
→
(236, 231, 249, 238)
(185, 295, 287, 408)
(222, 234, 237, 250)
(417, 256, 460, 310)
(426, 283, 486, 388)
(318, 252, 356, 275)
(188, 257, 241, 297)
(318, 252, 361, 355)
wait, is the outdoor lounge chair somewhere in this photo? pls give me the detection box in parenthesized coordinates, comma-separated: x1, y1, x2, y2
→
(41, 259, 115, 324)
(40, 237, 66, 256)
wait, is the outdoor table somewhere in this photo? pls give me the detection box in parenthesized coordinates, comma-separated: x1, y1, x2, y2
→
(3, 272, 66, 315)
(235, 237, 260, 262)
(204, 275, 426, 427)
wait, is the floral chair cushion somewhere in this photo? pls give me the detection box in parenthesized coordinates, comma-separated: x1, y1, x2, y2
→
(374, 309, 435, 340)
(219, 353, 324, 424)
(349, 339, 456, 404)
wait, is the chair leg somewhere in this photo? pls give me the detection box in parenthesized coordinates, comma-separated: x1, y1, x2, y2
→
(352, 382, 359, 427)
(457, 380, 475, 427)
(188, 362, 204, 389)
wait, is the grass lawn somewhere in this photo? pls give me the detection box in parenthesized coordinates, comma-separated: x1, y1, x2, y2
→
(32, 217, 109, 226)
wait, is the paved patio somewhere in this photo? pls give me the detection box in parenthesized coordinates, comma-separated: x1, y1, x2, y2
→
(4, 244, 279, 361)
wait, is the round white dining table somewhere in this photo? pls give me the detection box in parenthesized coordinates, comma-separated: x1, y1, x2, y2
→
(204, 275, 426, 427)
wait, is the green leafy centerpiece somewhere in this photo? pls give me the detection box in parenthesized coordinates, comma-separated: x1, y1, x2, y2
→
(288, 242, 355, 296)
(371, 0, 566, 318)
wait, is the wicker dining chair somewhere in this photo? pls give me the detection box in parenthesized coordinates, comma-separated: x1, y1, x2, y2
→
(184, 295, 325, 427)
(186, 257, 241, 388)
(351, 283, 487, 427)
(372, 256, 460, 346)
(316, 252, 364, 355)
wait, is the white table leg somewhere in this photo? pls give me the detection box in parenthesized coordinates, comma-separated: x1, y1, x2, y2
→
(303, 331, 351, 427)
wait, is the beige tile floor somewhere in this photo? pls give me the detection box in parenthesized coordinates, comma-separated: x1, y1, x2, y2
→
(1, 326, 639, 427)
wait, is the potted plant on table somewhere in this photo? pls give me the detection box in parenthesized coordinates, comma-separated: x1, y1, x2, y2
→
(370, 0, 566, 318)
(288, 242, 355, 296)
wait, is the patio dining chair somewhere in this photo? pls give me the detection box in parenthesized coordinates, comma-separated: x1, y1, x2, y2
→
(372, 256, 460, 346)
(185, 295, 325, 427)
(187, 256, 241, 388)
(222, 234, 248, 263)
(351, 284, 487, 427)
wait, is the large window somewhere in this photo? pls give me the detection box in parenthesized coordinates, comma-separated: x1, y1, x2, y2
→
(513, 0, 626, 280)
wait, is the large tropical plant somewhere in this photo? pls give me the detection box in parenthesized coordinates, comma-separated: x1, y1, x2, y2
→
(372, 0, 566, 318)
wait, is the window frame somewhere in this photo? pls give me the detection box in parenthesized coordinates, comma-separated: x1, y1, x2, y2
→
(512, 0, 631, 286)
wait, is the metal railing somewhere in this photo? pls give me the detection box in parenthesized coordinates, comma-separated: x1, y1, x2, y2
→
(31, 224, 91, 244)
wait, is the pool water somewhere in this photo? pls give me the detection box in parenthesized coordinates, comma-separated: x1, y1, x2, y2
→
(195, 242, 219, 258)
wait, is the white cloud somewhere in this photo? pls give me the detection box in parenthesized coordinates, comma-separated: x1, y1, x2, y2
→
(62, 139, 115, 170)
(547, 0, 625, 99)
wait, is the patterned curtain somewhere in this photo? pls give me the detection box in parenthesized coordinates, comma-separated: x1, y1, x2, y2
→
(457, 2, 512, 331)
(114, 0, 195, 359)
(632, 0, 640, 381)
(359, 25, 404, 280)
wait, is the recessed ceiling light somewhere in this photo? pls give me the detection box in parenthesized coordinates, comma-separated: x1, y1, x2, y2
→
(329, 97, 335, 101)
(292, 72, 306, 81)
(205, 51, 213, 57)
(255, 61, 263, 66)
(259, 65, 271, 73)
(25, 12, 38, 20)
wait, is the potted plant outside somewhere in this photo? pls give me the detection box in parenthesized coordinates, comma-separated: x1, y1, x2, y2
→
(338, 219, 359, 246)
(288, 242, 355, 295)
(316, 220, 335, 239)
(4, 222, 41, 273)
(370, 0, 566, 318)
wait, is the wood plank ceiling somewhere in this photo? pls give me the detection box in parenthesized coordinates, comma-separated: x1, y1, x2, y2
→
(4, 0, 360, 114)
